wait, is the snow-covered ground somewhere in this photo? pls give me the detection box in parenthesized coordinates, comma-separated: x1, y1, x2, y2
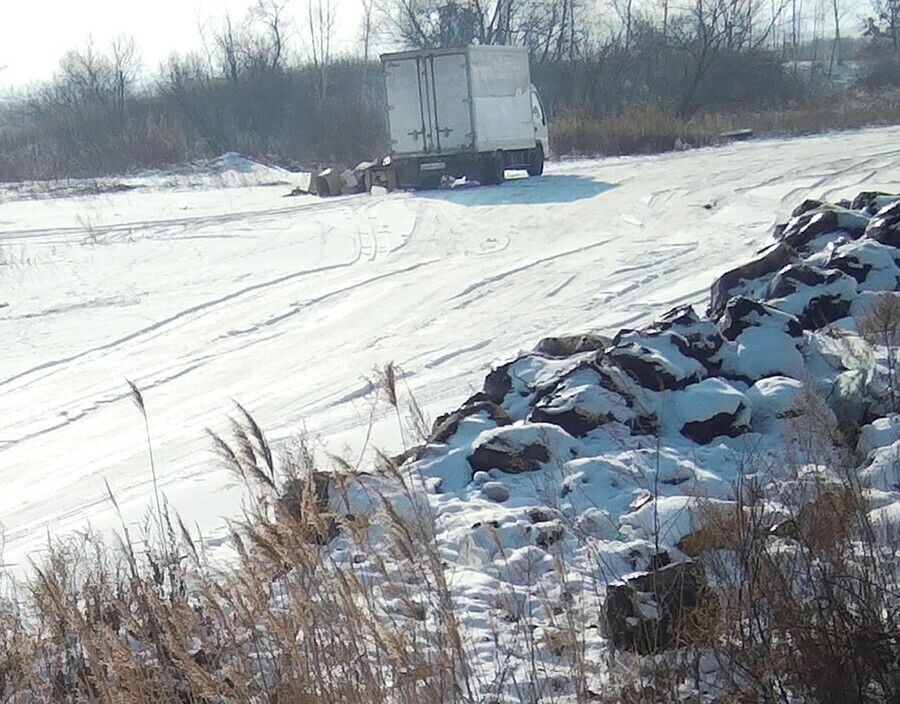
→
(2, 129, 900, 576)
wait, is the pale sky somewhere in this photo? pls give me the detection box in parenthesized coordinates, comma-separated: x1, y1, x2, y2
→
(0, 0, 362, 91)
(0, 0, 870, 92)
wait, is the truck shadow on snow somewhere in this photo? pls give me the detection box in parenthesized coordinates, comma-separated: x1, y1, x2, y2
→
(419, 174, 617, 206)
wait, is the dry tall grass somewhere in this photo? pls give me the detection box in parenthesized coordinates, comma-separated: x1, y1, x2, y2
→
(551, 91, 900, 158)
(701, 388, 900, 704)
(0, 397, 479, 703)
(0, 377, 896, 702)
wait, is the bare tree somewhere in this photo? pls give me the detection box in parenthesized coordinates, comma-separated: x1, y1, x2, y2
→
(379, 0, 528, 50)
(250, 0, 293, 71)
(110, 35, 140, 114)
(879, 0, 900, 52)
(305, 0, 336, 95)
(57, 38, 115, 107)
(829, 0, 843, 73)
(360, 0, 377, 62)
(215, 12, 244, 83)
(673, 0, 786, 114)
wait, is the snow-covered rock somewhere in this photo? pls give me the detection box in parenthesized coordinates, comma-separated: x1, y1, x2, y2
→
(480, 481, 511, 503)
(768, 265, 858, 331)
(775, 200, 868, 254)
(668, 378, 751, 443)
(745, 375, 804, 431)
(716, 326, 804, 384)
(828, 239, 900, 292)
(529, 366, 636, 436)
(858, 415, 900, 457)
(608, 329, 708, 390)
(864, 200, 900, 248)
(467, 423, 576, 475)
(648, 305, 724, 361)
(716, 296, 803, 341)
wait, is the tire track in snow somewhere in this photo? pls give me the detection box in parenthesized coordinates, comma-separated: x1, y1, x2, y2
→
(0, 359, 209, 451)
(546, 274, 577, 298)
(0, 254, 365, 392)
(0, 198, 357, 243)
(450, 238, 614, 310)
(424, 339, 493, 369)
(733, 147, 900, 200)
(222, 258, 444, 337)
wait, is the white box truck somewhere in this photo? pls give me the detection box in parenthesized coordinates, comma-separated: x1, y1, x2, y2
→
(377, 45, 549, 189)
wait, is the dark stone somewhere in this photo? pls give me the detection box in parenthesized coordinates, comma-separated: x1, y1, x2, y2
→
(468, 441, 550, 474)
(830, 240, 900, 290)
(534, 520, 564, 549)
(629, 415, 661, 436)
(796, 293, 853, 331)
(681, 410, 749, 444)
(708, 243, 794, 320)
(650, 305, 725, 360)
(830, 253, 873, 284)
(864, 200, 900, 249)
(604, 561, 716, 654)
(767, 263, 830, 298)
(607, 331, 705, 391)
(430, 394, 511, 444)
(648, 551, 671, 570)
(717, 296, 802, 341)
(393, 445, 426, 466)
(609, 347, 680, 390)
(527, 507, 560, 523)
(762, 263, 857, 330)
(529, 367, 633, 437)
(534, 333, 611, 358)
(777, 204, 866, 252)
(790, 198, 827, 218)
(652, 304, 701, 330)
(615, 325, 715, 375)
(851, 191, 896, 215)
(483, 361, 515, 404)
(530, 405, 608, 437)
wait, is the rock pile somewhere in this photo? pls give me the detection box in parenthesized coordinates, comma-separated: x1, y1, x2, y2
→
(419, 192, 900, 477)
(404, 192, 900, 655)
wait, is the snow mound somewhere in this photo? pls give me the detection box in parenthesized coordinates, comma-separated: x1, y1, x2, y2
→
(209, 151, 262, 174)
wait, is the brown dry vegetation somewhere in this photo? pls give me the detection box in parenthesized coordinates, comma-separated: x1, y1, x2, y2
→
(550, 90, 900, 157)
(0, 417, 475, 703)
(0, 374, 894, 703)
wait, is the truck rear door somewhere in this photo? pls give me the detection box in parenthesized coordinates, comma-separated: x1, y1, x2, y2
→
(384, 52, 474, 156)
(384, 57, 425, 155)
(428, 53, 473, 153)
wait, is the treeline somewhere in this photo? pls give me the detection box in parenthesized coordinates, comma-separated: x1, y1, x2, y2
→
(0, 0, 898, 181)
(0, 58, 386, 181)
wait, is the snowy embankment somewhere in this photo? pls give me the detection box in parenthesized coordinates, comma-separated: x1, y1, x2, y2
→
(354, 187, 899, 696)
(0, 129, 898, 582)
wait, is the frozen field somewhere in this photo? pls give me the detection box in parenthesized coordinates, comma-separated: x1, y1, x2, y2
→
(2, 128, 900, 571)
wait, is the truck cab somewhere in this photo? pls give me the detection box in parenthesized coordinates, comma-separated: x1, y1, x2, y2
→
(530, 85, 549, 176)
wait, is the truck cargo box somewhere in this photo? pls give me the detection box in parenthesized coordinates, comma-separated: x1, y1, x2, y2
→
(382, 45, 537, 158)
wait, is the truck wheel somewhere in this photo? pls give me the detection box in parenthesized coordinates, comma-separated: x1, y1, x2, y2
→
(527, 144, 545, 177)
(481, 152, 505, 186)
